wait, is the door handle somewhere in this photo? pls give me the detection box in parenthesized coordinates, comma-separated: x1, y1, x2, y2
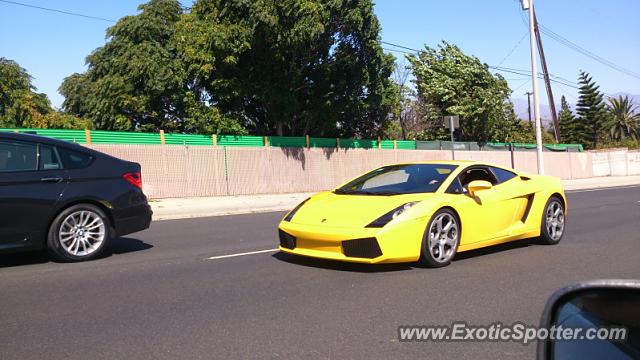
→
(40, 176, 63, 183)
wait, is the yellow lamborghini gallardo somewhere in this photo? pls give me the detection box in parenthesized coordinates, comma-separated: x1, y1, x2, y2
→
(278, 161, 567, 267)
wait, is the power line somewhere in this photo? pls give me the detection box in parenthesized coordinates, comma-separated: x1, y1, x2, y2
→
(0, 0, 116, 22)
(381, 41, 582, 90)
(537, 23, 640, 80)
(381, 41, 420, 53)
(496, 32, 528, 67)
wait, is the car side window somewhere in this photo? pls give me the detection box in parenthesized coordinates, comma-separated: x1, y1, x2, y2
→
(459, 167, 498, 187)
(57, 147, 94, 169)
(39, 144, 62, 170)
(490, 166, 517, 184)
(445, 177, 464, 194)
(0, 140, 38, 172)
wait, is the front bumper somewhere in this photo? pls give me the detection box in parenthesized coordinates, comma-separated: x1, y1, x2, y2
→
(277, 218, 426, 264)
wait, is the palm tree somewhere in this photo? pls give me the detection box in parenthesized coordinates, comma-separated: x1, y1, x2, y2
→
(608, 96, 639, 141)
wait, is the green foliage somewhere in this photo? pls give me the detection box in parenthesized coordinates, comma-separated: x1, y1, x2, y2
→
(607, 95, 638, 141)
(0, 58, 91, 129)
(59, 0, 245, 134)
(0, 57, 50, 127)
(407, 42, 524, 143)
(575, 71, 611, 149)
(178, 0, 396, 137)
(558, 95, 579, 143)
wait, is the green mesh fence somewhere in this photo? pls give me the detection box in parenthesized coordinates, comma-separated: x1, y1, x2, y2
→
(0, 128, 584, 152)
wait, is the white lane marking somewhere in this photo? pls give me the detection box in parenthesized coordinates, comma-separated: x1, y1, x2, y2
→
(207, 248, 278, 260)
(567, 185, 640, 193)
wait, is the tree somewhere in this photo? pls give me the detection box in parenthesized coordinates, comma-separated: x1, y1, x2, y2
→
(0, 57, 50, 127)
(407, 42, 525, 143)
(575, 71, 610, 149)
(607, 95, 638, 141)
(178, 0, 396, 137)
(60, 0, 245, 134)
(0, 58, 91, 129)
(558, 95, 579, 143)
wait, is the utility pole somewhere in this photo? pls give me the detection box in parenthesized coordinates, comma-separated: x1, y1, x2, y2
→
(525, 91, 533, 127)
(522, 0, 544, 175)
(533, 11, 560, 143)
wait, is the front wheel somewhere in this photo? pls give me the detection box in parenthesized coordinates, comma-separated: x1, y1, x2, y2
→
(47, 204, 111, 262)
(539, 197, 566, 245)
(419, 209, 460, 268)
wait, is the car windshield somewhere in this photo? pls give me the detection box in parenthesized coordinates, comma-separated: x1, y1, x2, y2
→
(335, 164, 457, 195)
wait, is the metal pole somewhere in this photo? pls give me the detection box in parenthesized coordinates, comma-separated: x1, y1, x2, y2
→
(528, 0, 544, 174)
(450, 117, 455, 160)
(525, 91, 533, 127)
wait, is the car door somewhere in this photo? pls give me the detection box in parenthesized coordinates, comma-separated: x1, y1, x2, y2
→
(450, 166, 523, 244)
(0, 139, 68, 248)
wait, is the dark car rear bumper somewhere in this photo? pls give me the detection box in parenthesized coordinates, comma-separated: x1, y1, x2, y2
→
(114, 203, 152, 237)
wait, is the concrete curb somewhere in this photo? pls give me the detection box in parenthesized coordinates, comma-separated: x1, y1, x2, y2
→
(150, 176, 639, 221)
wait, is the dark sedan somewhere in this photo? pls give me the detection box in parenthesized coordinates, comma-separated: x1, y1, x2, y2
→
(0, 132, 152, 261)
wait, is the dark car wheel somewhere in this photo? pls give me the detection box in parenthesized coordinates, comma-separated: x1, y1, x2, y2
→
(539, 196, 566, 245)
(47, 204, 111, 262)
(419, 208, 460, 268)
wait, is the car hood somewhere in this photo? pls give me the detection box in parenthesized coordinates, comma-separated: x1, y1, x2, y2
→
(289, 191, 434, 228)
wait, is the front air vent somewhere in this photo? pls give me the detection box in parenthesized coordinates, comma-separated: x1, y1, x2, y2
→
(342, 238, 383, 259)
(278, 230, 296, 250)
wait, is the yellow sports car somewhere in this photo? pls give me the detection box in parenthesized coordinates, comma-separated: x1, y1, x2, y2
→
(278, 161, 566, 267)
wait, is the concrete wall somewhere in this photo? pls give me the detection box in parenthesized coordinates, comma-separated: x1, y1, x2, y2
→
(87, 145, 637, 198)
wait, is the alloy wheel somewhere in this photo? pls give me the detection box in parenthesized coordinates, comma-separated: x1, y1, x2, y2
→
(428, 213, 459, 263)
(58, 210, 106, 257)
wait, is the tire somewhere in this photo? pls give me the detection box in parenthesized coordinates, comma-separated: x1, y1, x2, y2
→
(47, 204, 111, 262)
(419, 208, 460, 268)
(539, 196, 566, 245)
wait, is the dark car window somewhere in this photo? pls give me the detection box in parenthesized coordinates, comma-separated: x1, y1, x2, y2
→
(57, 147, 94, 169)
(445, 177, 465, 194)
(0, 140, 38, 172)
(459, 167, 498, 187)
(490, 166, 517, 184)
(39, 144, 62, 170)
(336, 164, 458, 195)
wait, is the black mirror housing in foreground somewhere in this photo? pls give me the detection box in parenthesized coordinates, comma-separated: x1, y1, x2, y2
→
(538, 279, 640, 360)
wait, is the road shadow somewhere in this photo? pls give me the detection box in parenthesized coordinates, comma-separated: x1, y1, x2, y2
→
(452, 238, 534, 262)
(272, 251, 413, 273)
(273, 239, 536, 272)
(0, 237, 153, 268)
(100, 237, 153, 257)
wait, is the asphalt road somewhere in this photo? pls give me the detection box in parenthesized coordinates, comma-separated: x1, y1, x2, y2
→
(1, 187, 639, 360)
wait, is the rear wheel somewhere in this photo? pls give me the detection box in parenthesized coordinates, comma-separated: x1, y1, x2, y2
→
(419, 209, 460, 268)
(47, 204, 111, 262)
(539, 197, 565, 245)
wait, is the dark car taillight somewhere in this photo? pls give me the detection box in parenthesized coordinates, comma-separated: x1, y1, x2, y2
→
(123, 172, 142, 190)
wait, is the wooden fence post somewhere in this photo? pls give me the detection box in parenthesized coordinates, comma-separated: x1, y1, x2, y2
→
(378, 136, 381, 149)
(264, 136, 269, 147)
(393, 140, 397, 149)
(85, 129, 92, 144)
(160, 130, 166, 145)
(306, 134, 310, 149)
(212, 134, 217, 146)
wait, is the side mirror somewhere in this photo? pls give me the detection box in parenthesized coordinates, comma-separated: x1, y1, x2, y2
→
(538, 279, 640, 360)
(467, 180, 492, 197)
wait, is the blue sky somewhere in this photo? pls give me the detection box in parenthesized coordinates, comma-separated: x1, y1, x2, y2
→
(1, 0, 639, 115)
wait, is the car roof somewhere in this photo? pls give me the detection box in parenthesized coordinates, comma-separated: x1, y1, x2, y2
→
(0, 131, 90, 152)
(391, 160, 479, 166)
(386, 160, 519, 171)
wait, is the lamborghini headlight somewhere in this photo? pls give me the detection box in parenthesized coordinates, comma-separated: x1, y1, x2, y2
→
(283, 198, 310, 222)
(365, 202, 419, 228)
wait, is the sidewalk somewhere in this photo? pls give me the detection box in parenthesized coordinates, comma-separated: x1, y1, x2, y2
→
(150, 175, 640, 221)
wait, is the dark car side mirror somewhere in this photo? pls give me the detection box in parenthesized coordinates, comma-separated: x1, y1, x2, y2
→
(537, 279, 640, 360)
